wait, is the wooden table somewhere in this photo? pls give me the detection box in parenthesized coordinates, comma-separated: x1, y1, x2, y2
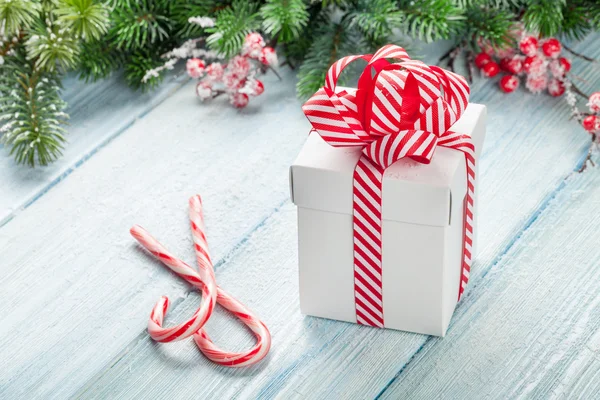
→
(2, 35, 600, 399)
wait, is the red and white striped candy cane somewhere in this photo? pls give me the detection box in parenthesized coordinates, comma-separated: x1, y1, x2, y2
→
(130, 195, 271, 367)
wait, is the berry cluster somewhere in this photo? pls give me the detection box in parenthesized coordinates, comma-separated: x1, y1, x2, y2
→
(582, 92, 600, 134)
(474, 36, 571, 97)
(185, 33, 277, 108)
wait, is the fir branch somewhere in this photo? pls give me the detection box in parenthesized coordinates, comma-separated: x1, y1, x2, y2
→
(281, 3, 323, 64)
(451, 0, 523, 8)
(25, 20, 80, 72)
(55, 0, 110, 41)
(398, 0, 464, 43)
(171, 0, 219, 39)
(77, 38, 124, 81)
(348, 0, 402, 43)
(111, 0, 172, 50)
(0, 50, 68, 167)
(318, 0, 349, 6)
(206, 0, 260, 57)
(124, 49, 164, 90)
(560, 0, 599, 40)
(523, 0, 565, 37)
(464, 5, 516, 50)
(260, 0, 309, 43)
(0, 0, 40, 34)
(296, 15, 364, 99)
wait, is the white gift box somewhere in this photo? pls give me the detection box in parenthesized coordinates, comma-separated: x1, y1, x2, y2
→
(290, 103, 486, 336)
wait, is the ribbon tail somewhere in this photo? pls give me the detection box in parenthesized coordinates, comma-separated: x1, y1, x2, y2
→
(352, 156, 385, 327)
(458, 151, 476, 301)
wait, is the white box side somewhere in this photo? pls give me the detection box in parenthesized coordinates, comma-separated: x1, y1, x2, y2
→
(381, 220, 446, 336)
(298, 207, 356, 324)
(298, 206, 457, 336)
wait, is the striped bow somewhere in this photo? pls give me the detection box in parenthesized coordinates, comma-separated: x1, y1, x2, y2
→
(302, 44, 476, 328)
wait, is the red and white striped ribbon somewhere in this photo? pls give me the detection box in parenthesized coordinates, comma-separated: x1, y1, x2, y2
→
(130, 195, 271, 366)
(302, 44, 474, 328)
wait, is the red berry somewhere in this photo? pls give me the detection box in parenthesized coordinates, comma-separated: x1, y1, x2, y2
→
(549, 57, 571, 77)
(482, 61, 500, 77)
(542, 38, 561, 58)
(254, 79, 264, 96)
(547, 78, 565, 97)
(499, 75, 519, 93)
(474, 52, 492, 69)
(523, 55, 545, 75)
(588, 92, 600, 113)
(525, 74, 548, 94)
(230, 92, 249, 108)
(259, 47, 278, 66)
(519, 36, 538, 56)
(559, 57, 571, 73)
(500, 56, 523, 74)
(582, 115, 598, 132)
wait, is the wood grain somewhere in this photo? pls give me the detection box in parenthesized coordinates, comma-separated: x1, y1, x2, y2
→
(66, 35, 600, 399)
(382, 164, 600, 399)
(0, 72, 187, 227)
(0, 69, 307, 399)
(1, 36, 599, 399)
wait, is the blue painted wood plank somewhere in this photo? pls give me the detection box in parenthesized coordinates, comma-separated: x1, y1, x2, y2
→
(1, 36, 599, 399)
(381, 157, 600, 399)
(0, 69, 308, 399)
(0, 72, 188, 227)
(69, 35, 600, 399)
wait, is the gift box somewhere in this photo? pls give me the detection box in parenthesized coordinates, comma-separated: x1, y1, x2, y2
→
(289, 45, 487, 336)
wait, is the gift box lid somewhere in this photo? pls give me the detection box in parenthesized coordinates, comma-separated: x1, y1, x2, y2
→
(290, 103, 486, 227)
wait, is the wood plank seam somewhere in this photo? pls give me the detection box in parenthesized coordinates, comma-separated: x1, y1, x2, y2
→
(0, 78, 190, 229)
(374, 141, 593, 399)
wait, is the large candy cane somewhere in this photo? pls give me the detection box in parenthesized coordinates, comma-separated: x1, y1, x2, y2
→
(130, 195, 271, 367)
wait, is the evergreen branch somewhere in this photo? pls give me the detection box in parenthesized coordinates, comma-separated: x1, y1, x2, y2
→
(55, 0, 110, 41)
(111, 0, 173, 50)
(317, 0, 349, 6)
(1, 30, 24, 57)
(0, 50, 68, 167)
(206, 0, 260, 57)
(260, 0, 309, 43)
(464, 5, 516, 50)
(0, 0, 40, 34)
(171, 0, 219, 39)
(560, 0, 599, 40)
(77, 38, 125, 81)
(451, 0, 524, 8)
(25, 21, 80, 72)
(398, 0, 464, 43)
(124, 49, 164, 90)
(296, 15, 365, 99)
(523, 0, 565, 37)
(281, 3, 323, 64)
(348, 0, 402, 43)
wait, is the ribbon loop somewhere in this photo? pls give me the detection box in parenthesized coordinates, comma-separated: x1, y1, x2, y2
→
(370, 44, 411, 64)
(363, 130, 439, 169)
(324, 54, 372, 92)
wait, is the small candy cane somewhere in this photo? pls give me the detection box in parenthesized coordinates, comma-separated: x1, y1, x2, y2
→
(130, 195, 271, 367)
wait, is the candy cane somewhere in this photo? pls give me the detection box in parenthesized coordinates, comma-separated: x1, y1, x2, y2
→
(130, 195, 271, 367)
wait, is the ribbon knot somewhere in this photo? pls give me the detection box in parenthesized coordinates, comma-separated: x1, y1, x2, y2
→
(302, 45, 476, 328)
(303, 44, 470, 168)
